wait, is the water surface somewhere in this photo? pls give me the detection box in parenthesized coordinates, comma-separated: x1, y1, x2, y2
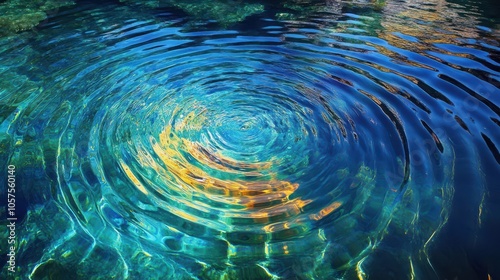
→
(1, 0, 499, 279)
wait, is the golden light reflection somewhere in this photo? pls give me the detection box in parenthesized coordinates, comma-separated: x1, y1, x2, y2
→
(186, 141, 273, 175)
(148, 125, 342, 229)
(309, 201, 343, 221)
(119, 159, 149, 195)
(379, 0, 481, 50)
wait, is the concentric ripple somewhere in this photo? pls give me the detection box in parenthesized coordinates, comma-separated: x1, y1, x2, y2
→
(89, 33, 408, 258)
(64, 18, 427, 274)
(2, 0, 500, 279)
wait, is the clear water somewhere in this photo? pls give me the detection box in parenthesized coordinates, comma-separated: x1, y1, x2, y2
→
(1, 0, 499, 279)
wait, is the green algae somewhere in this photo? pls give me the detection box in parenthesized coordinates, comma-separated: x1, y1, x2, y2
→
(0, 0, 380, 33)
(0, 0, 75, 35)
(120, 0, 265, 25)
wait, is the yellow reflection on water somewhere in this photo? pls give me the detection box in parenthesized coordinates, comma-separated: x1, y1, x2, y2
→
(146, 125, 342, 229)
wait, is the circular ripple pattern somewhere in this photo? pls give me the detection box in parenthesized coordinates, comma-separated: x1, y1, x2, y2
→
(90, 30, 407, 257)
(70, 18, 414, 273)
(3, 1, 500, 279)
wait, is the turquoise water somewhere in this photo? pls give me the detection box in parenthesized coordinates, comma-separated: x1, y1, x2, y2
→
(1, 0, 499, 279)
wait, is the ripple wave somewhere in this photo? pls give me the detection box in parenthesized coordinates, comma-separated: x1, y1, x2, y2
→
(2, 1, 499, 278)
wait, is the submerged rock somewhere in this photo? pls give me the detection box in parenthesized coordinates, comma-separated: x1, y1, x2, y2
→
(0, 0, 75, 35)
(120, 0, 265, 25)
(118, 0, 345, 25)
(0, 0, 362, 32)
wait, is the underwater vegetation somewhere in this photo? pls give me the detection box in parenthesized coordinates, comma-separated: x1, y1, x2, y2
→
(119, 0, 265, 25)
(0, 0, 266, 34)
(0, 0, 75, 35)
(0, 0, 385, 34)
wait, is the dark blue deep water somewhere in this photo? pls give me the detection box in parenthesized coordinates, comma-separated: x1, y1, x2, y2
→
(1, 0, 500, 279)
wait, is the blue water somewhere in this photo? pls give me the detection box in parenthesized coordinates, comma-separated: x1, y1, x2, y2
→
(1, 0, 499, 279)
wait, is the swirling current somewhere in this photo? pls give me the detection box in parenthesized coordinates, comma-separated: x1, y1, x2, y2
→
(1, 0, 500, 279)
